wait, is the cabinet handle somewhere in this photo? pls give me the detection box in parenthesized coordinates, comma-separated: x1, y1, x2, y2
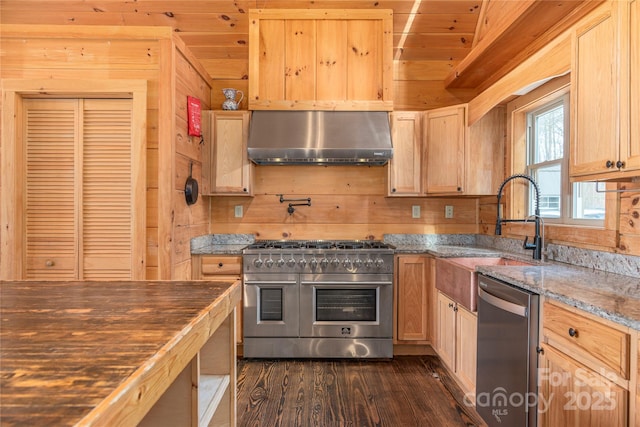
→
(45, 260, 55, 267)
(568, 327, 579, 338)
(448, 303, 454, 308)
(453, 306, 458, 312)
(606, 160, 615, 168)
(616, 160, 625, 169)
(536, 346, 545, 355)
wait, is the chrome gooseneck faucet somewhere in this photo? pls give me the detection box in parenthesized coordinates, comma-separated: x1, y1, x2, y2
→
(495, 174, 543, 260)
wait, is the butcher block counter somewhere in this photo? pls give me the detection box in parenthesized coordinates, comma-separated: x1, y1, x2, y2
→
(0, 280, 241, 427)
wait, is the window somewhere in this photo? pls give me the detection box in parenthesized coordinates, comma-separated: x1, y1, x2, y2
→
(526, 94, 604, 224)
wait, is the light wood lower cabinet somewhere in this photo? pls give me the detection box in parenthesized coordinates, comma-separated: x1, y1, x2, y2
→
(395, 255, 433, 343)
(193, 255, 243, 346)
(436, 291, 477, 394)
(539, 300, 631, 426)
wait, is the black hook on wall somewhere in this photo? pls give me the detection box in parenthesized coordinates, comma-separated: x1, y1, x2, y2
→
(278, 194, 311, 215)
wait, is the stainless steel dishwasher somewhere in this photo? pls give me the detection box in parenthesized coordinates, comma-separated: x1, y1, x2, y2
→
(476, 274, 540, 427)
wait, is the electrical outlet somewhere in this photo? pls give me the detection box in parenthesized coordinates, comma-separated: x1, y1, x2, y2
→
(234, 205, 243, 218)
(445, 205, 454, 219)
(412, 205, 421, 219)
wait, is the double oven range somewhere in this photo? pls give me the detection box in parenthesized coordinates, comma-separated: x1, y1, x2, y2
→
(242, 240, 394, 358)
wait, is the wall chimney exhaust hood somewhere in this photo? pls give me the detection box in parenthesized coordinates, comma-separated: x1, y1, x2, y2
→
(247, 111, 393, 165)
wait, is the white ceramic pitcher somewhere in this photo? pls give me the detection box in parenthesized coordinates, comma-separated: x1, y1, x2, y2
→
(222, 88, 244, 110)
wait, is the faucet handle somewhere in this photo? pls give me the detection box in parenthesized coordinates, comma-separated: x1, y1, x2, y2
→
(523, 236, 536, 250)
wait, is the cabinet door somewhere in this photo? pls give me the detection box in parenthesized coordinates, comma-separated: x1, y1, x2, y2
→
(539, 345, 627, 427)
(436, 291, 456, 370)
(455, 305, 477, 394)
(203, 111, 252, 196)
(396, 255, 430, 341)
(623, 0, 640, 171)
(424, 105, 466, 194)
(388, 112, 423, 196)
(23, 98, 140, 280)
(570, 4, 620, 177)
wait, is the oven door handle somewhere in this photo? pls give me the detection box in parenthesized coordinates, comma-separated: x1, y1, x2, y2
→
(478, 287, 527, 317)
(244, 280, 298, 285)
(300, 281, 392, 286)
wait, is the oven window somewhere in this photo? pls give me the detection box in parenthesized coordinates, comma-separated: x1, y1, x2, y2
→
(315, 289, 376, 322)
(260, 288, 283, 321)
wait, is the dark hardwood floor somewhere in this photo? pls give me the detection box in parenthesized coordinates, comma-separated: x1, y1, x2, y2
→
(237, 356, 486, 427)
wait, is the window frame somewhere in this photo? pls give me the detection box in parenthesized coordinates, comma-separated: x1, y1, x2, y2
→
(508, 79, 607, 230)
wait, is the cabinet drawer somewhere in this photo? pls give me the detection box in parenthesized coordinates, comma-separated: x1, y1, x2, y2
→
(201, 256, 242, 276)
(543, 302, 630, 379)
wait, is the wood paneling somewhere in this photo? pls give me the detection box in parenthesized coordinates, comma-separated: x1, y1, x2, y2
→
(0, 25, 211, 280)
(209, 165, 479, 240)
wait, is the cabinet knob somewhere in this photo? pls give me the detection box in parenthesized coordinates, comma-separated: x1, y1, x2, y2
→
(616, 160, 625, 169)
(568, 327, 578, 338)
(536, 346, 545, 355)
(606, 160, 615, 168)
(448, 302, 454, 308)
(243, 188, 247, 192)
(45, 259, 55, 267)
(457, 187, 462, 192)
(218, 262, 224, 268)
(392, 188, 397, 193)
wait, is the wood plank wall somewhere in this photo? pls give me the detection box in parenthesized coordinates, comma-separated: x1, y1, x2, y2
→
(210, 166, 479, 240)
(0, 26, 213, 280)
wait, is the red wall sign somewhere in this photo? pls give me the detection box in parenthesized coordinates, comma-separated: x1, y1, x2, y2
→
(187, 96, 202, 137)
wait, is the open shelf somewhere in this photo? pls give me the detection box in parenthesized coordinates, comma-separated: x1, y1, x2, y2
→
(198, 374, 230, 427)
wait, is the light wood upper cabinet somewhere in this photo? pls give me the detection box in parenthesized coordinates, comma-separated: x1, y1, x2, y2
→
(388, 106, 504, 197)
(201, 111, 253, 196)
(388, 112, 423, 196)
(248, 9, 393, 111)
(570, 0, 640, 180)
(424, 105, 467, 194)
(395, 255, 433, 342)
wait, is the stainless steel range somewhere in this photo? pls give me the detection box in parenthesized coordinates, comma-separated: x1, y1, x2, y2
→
(242, 240, 394, 358)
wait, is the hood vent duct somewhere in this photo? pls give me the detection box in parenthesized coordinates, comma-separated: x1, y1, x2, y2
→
(247, 111, 393, 165)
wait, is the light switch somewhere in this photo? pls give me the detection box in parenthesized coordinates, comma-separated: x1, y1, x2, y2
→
(412, 205, 421, 218)
(234, 205, 243, 218)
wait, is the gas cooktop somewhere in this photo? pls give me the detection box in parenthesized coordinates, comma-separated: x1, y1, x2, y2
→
(245, 240, 394, 251)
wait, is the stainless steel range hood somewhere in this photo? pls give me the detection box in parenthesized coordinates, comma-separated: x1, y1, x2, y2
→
(247, 111, 393, 165)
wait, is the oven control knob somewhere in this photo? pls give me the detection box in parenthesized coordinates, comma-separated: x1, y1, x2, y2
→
(253, 258, 263, 268)
(353, 258, 363, 268)
(287, 257, 297, 268)
(375, 258, 385, 268)
(265, 258, 274, 268)
(364, 258, 374, 268)
(342, 258, 352, 269)
(276, 258, 285, 268)
(310, 258, 318, 269)
(330, 257, 340, 267)
(320, 257, 329, 268)
(298, 258, 307, 268)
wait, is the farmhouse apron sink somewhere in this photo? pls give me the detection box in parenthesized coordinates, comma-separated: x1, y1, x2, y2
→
(435, 257, 533, 311)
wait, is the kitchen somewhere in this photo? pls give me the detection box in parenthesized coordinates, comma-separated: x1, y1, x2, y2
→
(1, 0, 639, 426)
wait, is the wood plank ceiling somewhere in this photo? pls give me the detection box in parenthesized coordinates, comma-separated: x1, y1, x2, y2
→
(0, 1, 480, 75)
(1, 0, 601, 99)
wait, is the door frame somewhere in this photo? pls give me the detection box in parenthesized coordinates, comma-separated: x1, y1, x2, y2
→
(1, 79, 147, 279)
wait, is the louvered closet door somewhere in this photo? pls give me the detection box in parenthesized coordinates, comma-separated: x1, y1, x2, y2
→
(82, 99, 133, 279)
(24, 100, 78, 279)
(24, 99, 134, 280)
